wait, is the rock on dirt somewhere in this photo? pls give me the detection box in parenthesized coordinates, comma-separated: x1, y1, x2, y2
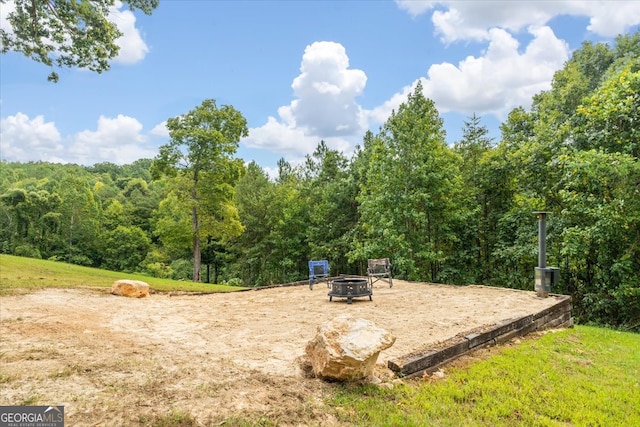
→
(305, 314, 396, 381)
(111, 279, 150, 297)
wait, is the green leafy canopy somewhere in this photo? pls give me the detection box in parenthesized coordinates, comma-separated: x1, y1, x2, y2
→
(0, 0, 159, 82)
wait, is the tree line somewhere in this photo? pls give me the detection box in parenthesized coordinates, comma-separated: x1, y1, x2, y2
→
(1, 32, 638, 329)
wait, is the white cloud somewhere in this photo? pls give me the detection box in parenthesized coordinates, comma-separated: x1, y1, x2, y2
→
(426, 26, 570, 115)
(381, 1, 638, 129)
(70, 115, 156, 164)
(286, 41, 367, 136)
(1, 113, 159, 165)
(245, 116, 316, 155)
(243, 41, 366, 159)
(261, 166, 280, 182)
(367, 86, 415, 125)
(109, 1, 150, 64)
(368, 26, 570, 123)
(431, 1, 562, 42)
(244, 116, 352, 159)
(0, 113, 64, 162)
(395, 0, 437, 18)
(0, 1, 15, 33)
(150, 121, 169, 138)
(396, 1, 640, 42)
(582, 2, 640, 37)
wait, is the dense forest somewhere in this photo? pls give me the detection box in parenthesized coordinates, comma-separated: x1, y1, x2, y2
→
(1, 33, 638, 330)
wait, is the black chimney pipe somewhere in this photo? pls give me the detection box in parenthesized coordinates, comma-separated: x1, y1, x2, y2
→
(534, 211, 548, 268)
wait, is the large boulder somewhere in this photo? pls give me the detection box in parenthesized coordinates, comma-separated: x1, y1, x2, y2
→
(111, 279, 150, 298)
(305, 314, 395, 381)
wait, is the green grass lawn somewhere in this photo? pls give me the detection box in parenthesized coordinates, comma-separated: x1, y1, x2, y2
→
(328, 325, 640, 427)
(0, 254, 247, 294)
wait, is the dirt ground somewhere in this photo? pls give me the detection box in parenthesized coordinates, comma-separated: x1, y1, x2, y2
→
(0, 280, 563, 426)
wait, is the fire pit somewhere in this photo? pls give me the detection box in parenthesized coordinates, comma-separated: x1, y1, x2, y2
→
(328, 278, 372, 304)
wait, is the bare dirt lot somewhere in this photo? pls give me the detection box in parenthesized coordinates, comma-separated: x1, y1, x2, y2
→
(0, 280, 562, 426)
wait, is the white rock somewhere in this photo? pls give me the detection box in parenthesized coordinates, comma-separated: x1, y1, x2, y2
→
(305, 314, 395, 381)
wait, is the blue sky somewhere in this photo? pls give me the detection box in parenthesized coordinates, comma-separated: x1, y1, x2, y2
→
(1, 1, 639, 177)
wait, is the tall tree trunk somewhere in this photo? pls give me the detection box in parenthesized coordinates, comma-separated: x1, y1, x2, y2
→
(68, 214, 75, 263)
(192, 205, 201, 282)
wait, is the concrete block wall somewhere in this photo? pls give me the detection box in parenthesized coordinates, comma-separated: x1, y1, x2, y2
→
(388, 294, 573, 377)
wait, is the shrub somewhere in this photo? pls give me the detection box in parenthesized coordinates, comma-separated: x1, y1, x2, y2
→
(13, 245, 42, 259)
(170, 259, 193, 281)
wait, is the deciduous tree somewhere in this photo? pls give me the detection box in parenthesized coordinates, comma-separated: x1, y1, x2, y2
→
(0, 0, 158, 82)
(356, 81, 464, 281)
(152, 99, 247, 282)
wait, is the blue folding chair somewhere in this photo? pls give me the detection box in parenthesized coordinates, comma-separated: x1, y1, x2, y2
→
(309, 260, 330, 290)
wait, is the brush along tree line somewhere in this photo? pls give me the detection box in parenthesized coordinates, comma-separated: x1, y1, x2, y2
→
(1, 32, 639, 329)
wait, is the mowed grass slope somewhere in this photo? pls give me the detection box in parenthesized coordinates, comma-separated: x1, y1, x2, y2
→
(0, 254, 247, 294)
(329, 326, 640, 427)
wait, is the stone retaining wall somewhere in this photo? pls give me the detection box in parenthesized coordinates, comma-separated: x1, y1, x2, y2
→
(388, 294, 573, 377)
